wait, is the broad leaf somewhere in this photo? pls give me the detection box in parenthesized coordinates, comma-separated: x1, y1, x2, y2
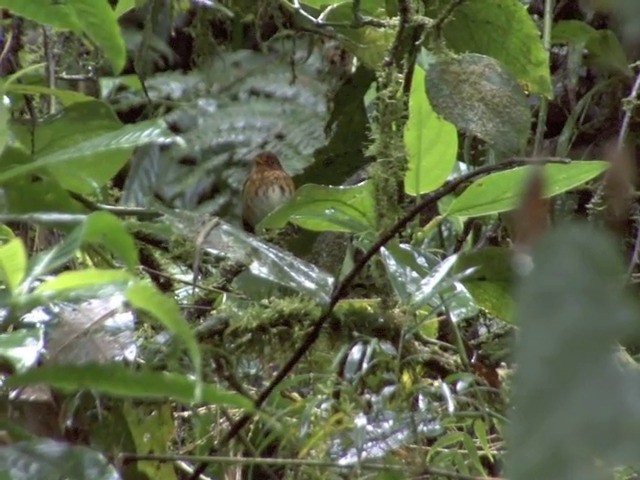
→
(0, 238, 27, 293)
(445, 161, 609, 218)
(35, 269, 132, 298)
(404, 66, 458, 195)
(23, 213, 137, 289)
(426, 53, 531, 155)
(4, 101, 179, 194)
(429, 0, 552, 96)
(261, 182, 377, 233)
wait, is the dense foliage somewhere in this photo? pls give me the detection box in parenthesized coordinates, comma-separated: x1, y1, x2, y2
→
(1, 1, 640, 479)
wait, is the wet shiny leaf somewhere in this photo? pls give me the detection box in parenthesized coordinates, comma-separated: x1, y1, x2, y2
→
(261, 182, 376, 233)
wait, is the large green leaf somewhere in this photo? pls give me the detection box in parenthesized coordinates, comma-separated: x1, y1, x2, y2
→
(23, 212, 137, 290)
(404, 65, 458, 195)
(260, 181, 377, 233)
(35, 269, 132, 298)
(429, 0, 551, 97)
(3, 101, 178, 193)
(0, 147, 86, 214)
(7, 364, 252, 410)
(445, 161, 609, 218)
(126, 282, 202, 390)
(0, 0, 126, 73)
(425, 53, 531, 155)
(0, 238, 27, 293)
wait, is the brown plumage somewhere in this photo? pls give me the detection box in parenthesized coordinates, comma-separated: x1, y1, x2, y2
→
(241, 151, 295, 232)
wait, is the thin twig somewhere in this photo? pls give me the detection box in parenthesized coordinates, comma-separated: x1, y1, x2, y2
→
(618, 68, 640, 150)
(383, 0, 412, 68)
(187, 157, 572, 480)
(0, 29, 12, 70)
(139, 266, 242, 296)
(431, 0, 467, 41)
(533, 0, 554, 155)
(621, 68, 640, 276)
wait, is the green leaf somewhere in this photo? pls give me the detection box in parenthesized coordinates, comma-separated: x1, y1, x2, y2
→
(553, 21, 631, 77)
(0, 147, 85, 214)
(0, 95, 9, 156)
(0, 0, 126, 73)
(430, 0, 552, 97)
(552, 19, 597, 45)
(425, 53, 531, 155)
(81, 212, 139, 269)
(23, 213, 137, 289)
(0, 238, 27, 293)
(445, 161, 609, 218)
(260, 181, 377, 233)
(7, 364, 253, 410)
(404, 65, 458, 195)
(585, 29, 632, 77)
(126, 282, 202, 391)
(35, 269, 132, 297)
(5, 84, 94, 106)
(379, 241, 431, 303)
(4, 101, 179, 193)
(455, 247, 514, 323)
(115, 0, 136, 17)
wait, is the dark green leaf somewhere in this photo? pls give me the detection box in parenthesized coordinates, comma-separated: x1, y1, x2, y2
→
(5, 101, 178, 194)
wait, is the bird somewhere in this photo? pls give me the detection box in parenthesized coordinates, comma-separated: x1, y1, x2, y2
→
(241, 151, 295, 232)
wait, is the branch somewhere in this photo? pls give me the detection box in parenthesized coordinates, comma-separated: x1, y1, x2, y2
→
(187, 157, 570, 479)
(432, 0, 468, 41)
